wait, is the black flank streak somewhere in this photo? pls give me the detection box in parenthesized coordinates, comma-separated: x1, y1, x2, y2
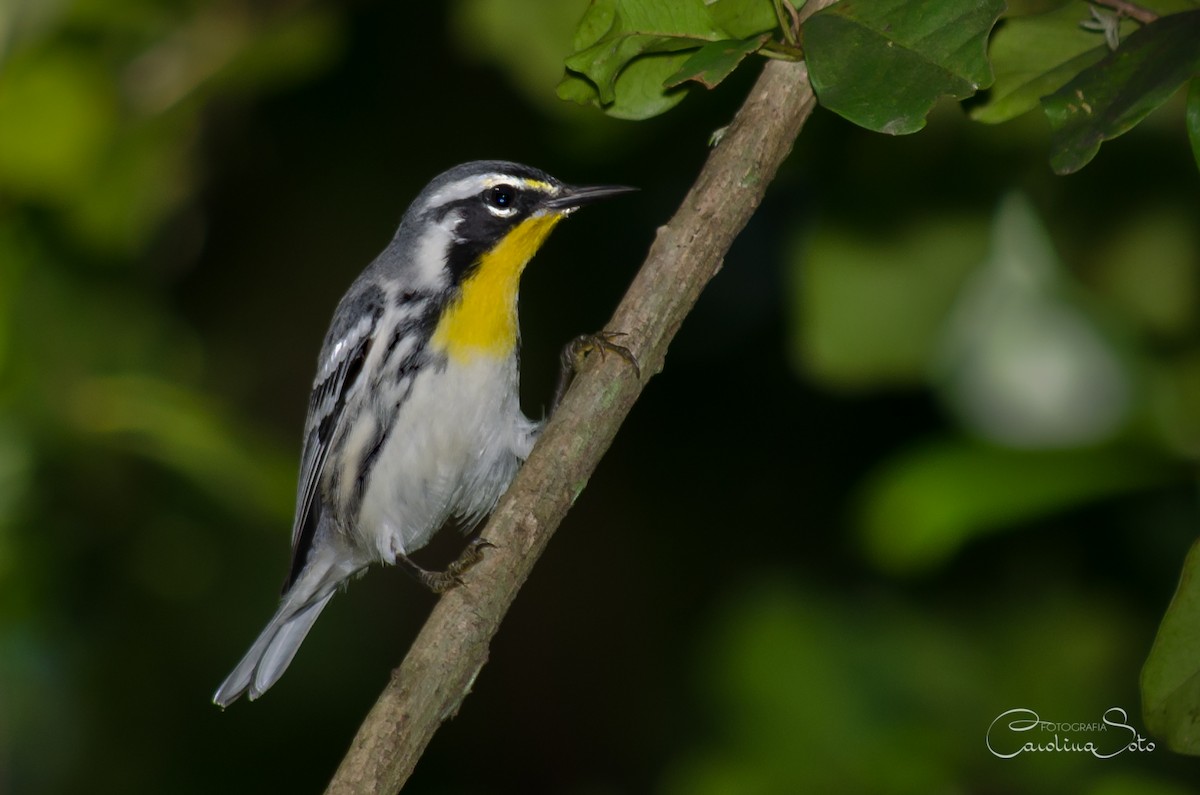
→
(352, 376, 414, 507)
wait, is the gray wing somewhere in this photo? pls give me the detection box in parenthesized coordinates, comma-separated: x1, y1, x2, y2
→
(283, 302, 382, 592)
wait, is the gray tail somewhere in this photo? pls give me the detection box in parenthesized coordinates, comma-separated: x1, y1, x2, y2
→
(213, 549, 357, 707)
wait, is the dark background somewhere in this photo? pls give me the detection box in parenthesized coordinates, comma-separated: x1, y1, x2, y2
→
(3, 1, 1199, 793)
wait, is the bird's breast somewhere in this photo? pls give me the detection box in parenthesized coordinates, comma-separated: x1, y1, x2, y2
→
(354, 353, 525, 558)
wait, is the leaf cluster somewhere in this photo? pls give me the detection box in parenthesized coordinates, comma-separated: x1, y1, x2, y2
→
(560, 0, 1200, 173)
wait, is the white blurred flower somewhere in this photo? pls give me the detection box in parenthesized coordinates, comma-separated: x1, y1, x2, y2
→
(933, 193, 1131, 447)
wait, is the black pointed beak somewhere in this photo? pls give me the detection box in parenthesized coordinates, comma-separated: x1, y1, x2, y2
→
(544, 183, 639, 211)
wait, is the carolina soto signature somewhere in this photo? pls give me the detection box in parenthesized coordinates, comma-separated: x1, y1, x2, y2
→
(987, 707, 1156, 759)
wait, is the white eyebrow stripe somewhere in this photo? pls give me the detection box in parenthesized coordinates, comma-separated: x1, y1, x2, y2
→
(423, 177, 482, 208)
(483, 176, 557, 193)
(422, 174, 558, 209)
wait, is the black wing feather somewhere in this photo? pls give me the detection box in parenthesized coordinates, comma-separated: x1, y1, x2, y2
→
(282, 314, 378, 592)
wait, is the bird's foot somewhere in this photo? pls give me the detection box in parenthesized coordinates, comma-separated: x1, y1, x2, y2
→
(551, 331, 641, 413)
(404, 537, 495, 594)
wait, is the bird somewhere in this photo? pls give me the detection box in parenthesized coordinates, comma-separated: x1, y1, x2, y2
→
(213, 160, 636, 707)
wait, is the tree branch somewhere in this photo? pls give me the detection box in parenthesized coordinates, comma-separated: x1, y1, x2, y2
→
(324, 55, 820, 795)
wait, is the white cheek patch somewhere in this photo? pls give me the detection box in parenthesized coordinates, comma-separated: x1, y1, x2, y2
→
(410, 211, 461, 289)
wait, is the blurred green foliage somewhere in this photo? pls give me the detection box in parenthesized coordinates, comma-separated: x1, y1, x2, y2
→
(792, 188, 1198, 577)
(663, 579, 1182, 795)
(0, 1, 333, 791)
(2, 0, 1199, 793)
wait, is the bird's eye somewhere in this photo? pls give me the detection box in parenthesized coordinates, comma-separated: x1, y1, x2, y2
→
(487, 185, 515, 209)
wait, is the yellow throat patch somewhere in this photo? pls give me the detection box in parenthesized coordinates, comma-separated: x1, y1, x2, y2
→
(432, 212, 563, 361)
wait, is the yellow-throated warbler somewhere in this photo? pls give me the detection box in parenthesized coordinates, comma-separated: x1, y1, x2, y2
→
(213, 161, 635, 707)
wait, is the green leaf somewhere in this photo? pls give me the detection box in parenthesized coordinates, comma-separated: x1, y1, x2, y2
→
(1143, 537, 1200, 754)
(557, 69, 611, 108)
(560, 49, 694, 119)
(664, 34, 770, 89)
(1187, 77, 1200, 172)
(558, 0, 779, 118)
(858, 440, 1174, 573)
(705, 0, 780, 39)
(563, 0, 728, 105)
(970, 2, 1119, 124)
(1043, 9, 1200, 174)
(804, 0, 1004, 134)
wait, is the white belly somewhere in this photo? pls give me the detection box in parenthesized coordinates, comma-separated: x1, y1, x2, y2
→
(354, 354, 534, 562)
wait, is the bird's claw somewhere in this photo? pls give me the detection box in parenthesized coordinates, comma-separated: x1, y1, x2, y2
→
(552, 331, 641, 413)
